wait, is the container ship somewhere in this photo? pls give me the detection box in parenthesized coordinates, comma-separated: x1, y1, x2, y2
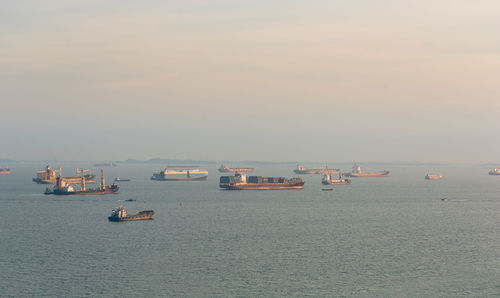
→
(45, 169, 118, 195)
(33, 166, 96, 184)
(425, 174, 443, 180)
(343, 163, 390, 177)
(294, 165, 339, 175)
(151, 168, 208, 181)
(218, 164, 254, 173)
(322, 168, 351, 185)
(220, 173, 304, 190)
(108, 206, 154, 222)
(0, 168, 10, 174)
(488, 168, 500, 175)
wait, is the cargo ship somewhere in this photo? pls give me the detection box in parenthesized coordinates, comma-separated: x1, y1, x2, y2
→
(0, 168, 10, 174)
(343, 163, 390, 177)
(322, 167, 351, 185)
(293, 164, 338, 175)
(219, 173, 304, 190)
(45, 169, 119, 195)
(488, 168, 500, 175)
(218, 164, 254, 173)
(33, 166, 96, 184)
(94, 162, 116, 167)
(108, 206, 154, 222)
(151, 168, 208, 181)
(425, 174, 442, 180)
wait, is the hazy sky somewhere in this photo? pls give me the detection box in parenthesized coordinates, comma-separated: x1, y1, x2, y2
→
(1, 0, 499, 162)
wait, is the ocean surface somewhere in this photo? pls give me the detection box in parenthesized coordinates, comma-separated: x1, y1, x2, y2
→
(1, 162, 499, 297)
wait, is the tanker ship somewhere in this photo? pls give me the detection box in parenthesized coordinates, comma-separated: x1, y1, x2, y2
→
(218, 164, 254, 173)
(0, 168, 10, 174)
(45, 169, 118, 195)
(108, 206, 154, 222)
(220, 173, 304, 190)
(343, 163, 390, 177)
(294, 164, 338, 175)
(151, 168, 208, 181)
(33, 166, 96, 184)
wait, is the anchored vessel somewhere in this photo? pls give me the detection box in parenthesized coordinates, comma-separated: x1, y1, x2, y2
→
(151, 168, 208, 181)
(344, 163, 389, 177)
(45, 169, 118, 195)
(33, 166, 96, 184)
(0, 168, 10, 174)
(294, 165, 338, 175)
(108, 206, 154, 222)
(94, 162, 116, 167)
(114, 177, 131, 182)
(425, 174, 443, 180)
(220, 173, 304, 190)
(218, 164, 254, 173)
(488, 168, 500, 175)
(322, 167, 351, 185)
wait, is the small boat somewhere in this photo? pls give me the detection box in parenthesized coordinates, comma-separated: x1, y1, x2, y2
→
(114, 177, 131, 182)
(125, 199, 136, 202)
(108, 206, 154, 222)
(0, 168, 10, 174)
(488, 168, 500, 175)
(425, 174, 442, 180)
(322, 188, 334, 191)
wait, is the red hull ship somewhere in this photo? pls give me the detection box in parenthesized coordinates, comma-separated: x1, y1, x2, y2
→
(0, 168, 10, 174)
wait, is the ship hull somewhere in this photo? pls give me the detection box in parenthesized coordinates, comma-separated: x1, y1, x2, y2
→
(47, 188, 119, 195)
(151, 175, 208, 181)
(344, 171, 389, 177)
(108, 215, 153, 222)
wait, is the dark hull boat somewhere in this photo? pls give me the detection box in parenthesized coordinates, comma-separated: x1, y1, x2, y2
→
(108, 207, 154, 222)
(220, 174, 304, 190)
(44, 169, 119, 195)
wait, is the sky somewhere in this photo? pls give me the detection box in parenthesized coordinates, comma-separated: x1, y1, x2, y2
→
(1, 0, 499, 163)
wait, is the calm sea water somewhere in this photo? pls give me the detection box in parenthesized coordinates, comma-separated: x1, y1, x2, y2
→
(0, 162, 498, 297)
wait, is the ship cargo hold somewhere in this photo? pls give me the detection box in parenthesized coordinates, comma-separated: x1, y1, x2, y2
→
(220, 174, 304, 190)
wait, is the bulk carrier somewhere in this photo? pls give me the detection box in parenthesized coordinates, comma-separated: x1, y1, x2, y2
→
(45, 169, 118, 195)
(218, 164, 254, 173)
(33, 166, 96, 184)
(294, 165, 338, 175)
(343, 163, 390, 177)
(220, 173, 304, 190)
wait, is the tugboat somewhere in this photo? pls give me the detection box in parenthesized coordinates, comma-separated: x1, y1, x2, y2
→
(322, 167, 351, 185)
(45, 169, 119, 195)
(220, 173, 304, 190)
(108, 206, 154, 222)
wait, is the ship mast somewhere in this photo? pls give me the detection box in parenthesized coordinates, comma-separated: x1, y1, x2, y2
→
(101, 169, 105, 190)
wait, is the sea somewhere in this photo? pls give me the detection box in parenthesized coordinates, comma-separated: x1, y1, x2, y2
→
(0, 162, 499, 297)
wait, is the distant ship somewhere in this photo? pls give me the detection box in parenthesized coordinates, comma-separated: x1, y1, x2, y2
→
(94, 162, 116, 167)
(488, 168, 500, 175)
(0, 168, 10, 174)
(114, 177, 131, 182)
(45, 169, 118, 195)
(33, 166, 96, 184)
(344, 163, 390, 177)
(220, 173, 304, 190)
(322, 167, 351, 185)
(108, 206, 154, 222)
(218, 164, 254, 173)
(151, 168, 208, 181)
(294, 164, 339, 175)
(425, 174, 443, 180)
